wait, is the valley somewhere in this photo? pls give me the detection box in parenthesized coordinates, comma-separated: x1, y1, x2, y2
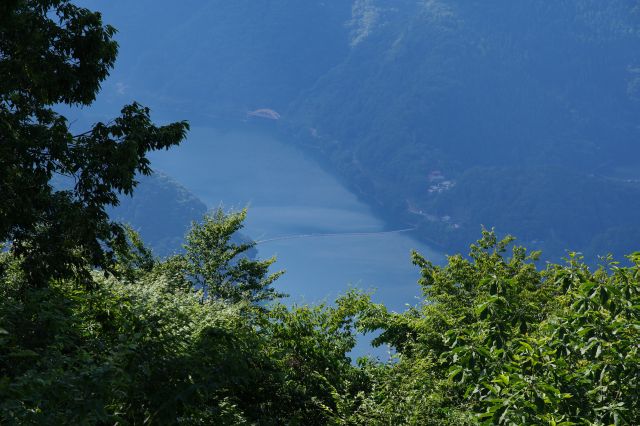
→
(147, 126, 442, 310)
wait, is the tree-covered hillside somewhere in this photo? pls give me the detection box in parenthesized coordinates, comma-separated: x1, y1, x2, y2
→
(81, 0, 353, 121)
(74, 0, 640, 260)
(2, 1, 640, 424)
(289, 0, 640, 259)
(49, 170, 210, 259)
(109, 173, 208, 257)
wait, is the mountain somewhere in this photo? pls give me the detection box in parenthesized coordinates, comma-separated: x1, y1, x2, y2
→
(82, 0, 352, 122)
(109, 173, 208, 257)
(110, 174, 259, 259)
(288, 0, 640, 259)
(86, 0, 640, 260)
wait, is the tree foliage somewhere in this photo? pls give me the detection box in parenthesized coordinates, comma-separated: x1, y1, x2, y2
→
(338, 230, 640, 425)
(0, 213, 367, 424)
(2, 1, 639, 424)
(179, 208, 284, 304)
(0, 0, 188, 284)
(2, 219, 639, 424)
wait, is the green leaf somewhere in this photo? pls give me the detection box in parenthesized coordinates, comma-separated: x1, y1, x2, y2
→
(492, 374, 510, 386)
(448, 366, 464, 382)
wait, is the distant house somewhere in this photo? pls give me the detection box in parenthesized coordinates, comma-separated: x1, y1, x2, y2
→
(428, 179, 456, 194)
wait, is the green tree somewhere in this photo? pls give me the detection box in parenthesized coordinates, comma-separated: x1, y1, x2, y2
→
(162, 208, 285, 305)
(342, 230, 640, 425)
(0, 211, 367, 424)
(0, 0, 188, 285)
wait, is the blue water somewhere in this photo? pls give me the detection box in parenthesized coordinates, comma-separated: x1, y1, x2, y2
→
(149, 126, 443, 314)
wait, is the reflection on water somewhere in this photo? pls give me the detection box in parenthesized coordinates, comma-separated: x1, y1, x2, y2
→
(149, 126, 443, 313)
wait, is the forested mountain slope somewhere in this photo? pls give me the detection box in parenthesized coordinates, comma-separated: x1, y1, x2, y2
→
(289, 0, 640, 259)
(109, 173, 207, 257)
(52, 171, 209, 257)
(87, 0, 352, 120)
(110, 174, 257, 259)
(89, 0, 640, 260)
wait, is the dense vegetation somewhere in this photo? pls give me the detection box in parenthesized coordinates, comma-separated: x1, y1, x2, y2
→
(2, 220, 639, 424)
(2, 1, 639, 424)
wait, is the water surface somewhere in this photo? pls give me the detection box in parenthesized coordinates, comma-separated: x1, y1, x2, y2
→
(149, 126, 443, 312)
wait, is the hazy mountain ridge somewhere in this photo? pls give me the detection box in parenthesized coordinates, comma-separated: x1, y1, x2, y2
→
(110, 173, 208, 257)
(110, 173, 259, 259)
(288, 0, 640, 259)
(89, 0, 353, 121)
(86, 0, 640, 259)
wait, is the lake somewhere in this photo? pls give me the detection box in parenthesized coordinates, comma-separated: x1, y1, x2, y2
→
(148, 126, 444, 313)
